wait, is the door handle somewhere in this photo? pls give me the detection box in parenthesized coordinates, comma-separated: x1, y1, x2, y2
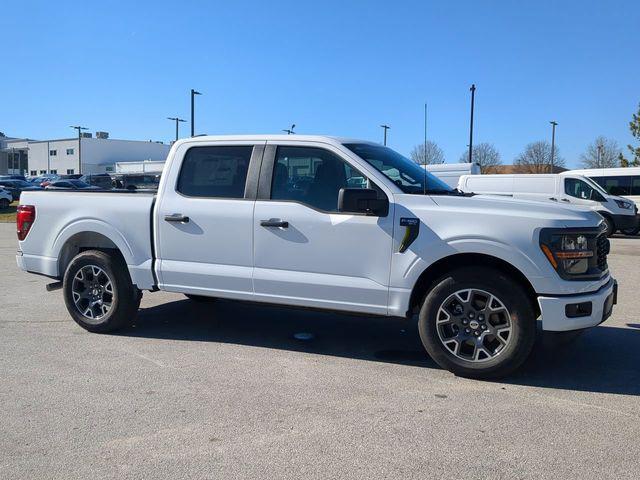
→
(560, 198, 571, 203)
(549, 197, 558, 201)
(164, 213, 190, 223)
(260, 219, 289, 228)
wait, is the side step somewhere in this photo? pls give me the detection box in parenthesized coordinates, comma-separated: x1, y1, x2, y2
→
(46, 281, 63, 292)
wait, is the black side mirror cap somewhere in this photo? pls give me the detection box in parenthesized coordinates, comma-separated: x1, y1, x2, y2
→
(338, 188, 389, 216)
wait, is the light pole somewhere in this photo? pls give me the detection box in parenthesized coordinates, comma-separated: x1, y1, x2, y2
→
(282, 124, 296, 135)
(70, 125, 88, 174)
(549, 121, 558, 172)
(190, 89, 202, 137)
(380, 124, 390, 146)
(597, 142, 603, 168)
(424, 102, 428, 164)
(167, 117, 186, 142)
(468, 84, 476, 163)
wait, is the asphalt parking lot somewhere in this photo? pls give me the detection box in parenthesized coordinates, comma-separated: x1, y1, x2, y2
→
(1, 223, 639, 479)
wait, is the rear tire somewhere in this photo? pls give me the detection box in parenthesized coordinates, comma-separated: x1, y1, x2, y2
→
(621, 226, 640, 236)
(418, 267, 536, 379)
(63, 250, 140, 333)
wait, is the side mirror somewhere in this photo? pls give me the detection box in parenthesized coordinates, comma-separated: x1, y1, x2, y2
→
(338, 188, 388, 216)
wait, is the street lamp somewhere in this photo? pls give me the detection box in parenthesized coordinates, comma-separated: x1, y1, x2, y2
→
(380, 124, 390, 146)
(597, 142, 603, 168)
(190, 89, 202, 137)
(167, 117, 186, 142)
(282, 124, 296, 135)
(468, 84, 476, 163)
(70, 125, 88, 174)
(549, 121, 558, 172)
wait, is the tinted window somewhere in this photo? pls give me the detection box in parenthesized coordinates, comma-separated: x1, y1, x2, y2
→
(565, 178, 600, 200)
(597, 176, 631, 196)
(177, 146, 252, 198)
(271, 146, 368, 212)
(631, 176, 640, 195)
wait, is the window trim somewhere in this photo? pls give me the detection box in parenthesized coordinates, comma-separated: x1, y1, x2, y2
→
(257, 143, 389, 217)
(173, 144, 263, 200)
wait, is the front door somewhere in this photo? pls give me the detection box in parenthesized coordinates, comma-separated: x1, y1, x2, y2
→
(252, 142, 394, 315)
(155, 141, 262, 299)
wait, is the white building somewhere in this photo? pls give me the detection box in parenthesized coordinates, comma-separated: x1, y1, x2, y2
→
(26, 133, 170, 176)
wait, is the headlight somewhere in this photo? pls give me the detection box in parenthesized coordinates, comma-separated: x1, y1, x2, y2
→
(539, 228, 605, 280)
(614, 199, 632, 210)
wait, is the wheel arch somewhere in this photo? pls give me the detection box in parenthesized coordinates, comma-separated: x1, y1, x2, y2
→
(58, 231, 127, 279)
(408, 253, 539, 317)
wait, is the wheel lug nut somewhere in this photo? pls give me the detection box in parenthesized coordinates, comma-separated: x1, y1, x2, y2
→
(478, 314, 485, 321)
(481, 325, 487, 330)
(465, 328, 471, 334)
(474, 331, 481, 336)
(462, 319, 468, 325)
(468, 312, 475, 319)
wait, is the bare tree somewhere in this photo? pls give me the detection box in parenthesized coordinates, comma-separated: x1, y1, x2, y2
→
(580, 136, 621, 168)
(410, 141, 445, 165)
(458, 142, 502, 173)
(515, 141, 566, 173)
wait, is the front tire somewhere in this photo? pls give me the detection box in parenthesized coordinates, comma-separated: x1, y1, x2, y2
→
(602, 216, 615, 237)
(621, 226, 640, 236)
(418, 267, 536, 379)
(63, 250, 140, 333)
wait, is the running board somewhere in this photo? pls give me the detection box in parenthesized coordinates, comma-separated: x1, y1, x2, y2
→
(46, 281, 63, 292)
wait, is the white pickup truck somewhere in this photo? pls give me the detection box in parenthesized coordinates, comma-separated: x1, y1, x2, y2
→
(16, 135, 617, 378)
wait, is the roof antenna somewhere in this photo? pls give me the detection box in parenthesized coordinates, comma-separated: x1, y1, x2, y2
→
(423, 102, 427, 195)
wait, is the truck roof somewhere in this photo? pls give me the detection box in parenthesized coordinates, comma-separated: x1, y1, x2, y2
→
(173, 134, 379, 146)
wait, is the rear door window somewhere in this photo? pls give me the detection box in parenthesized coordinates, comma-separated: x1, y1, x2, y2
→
(177, 146, 253, 198)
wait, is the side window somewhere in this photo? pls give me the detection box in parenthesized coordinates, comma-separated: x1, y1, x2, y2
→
(565, 178, 596, 200)
(631, 176, 640, 195)
(271, 146, 367, 212)
(177, 145, 252, 198)
(601, 176, 631, 196)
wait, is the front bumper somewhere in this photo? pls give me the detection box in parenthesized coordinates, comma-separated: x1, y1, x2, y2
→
(612, 213, 639, 231)
(538, 278, 617, 331)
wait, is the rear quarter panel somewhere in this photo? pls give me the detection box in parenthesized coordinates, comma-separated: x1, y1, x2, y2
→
(17, 191, 156, 289)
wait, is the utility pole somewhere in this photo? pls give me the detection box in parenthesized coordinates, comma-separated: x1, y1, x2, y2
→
(70, 125, 88, 174)
(167, 117, 186, 142)
(549, 121, 558, 172)
(282, 124, 296, 135)
(468, 84, 476, 163)
(380, 124, 390, 146)
(190, 89, 202, 137)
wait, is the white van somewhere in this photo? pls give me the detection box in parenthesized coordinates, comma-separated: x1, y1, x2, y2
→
(458, 173, 638, 236)
(424, 162, 480, 188)
(567, 167, 640, 209)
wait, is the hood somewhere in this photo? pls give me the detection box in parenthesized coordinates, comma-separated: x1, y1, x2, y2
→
(398, 193, 603, 229)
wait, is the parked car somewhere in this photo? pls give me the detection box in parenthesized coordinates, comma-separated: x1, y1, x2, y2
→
(0, 179, 42, 201)
(16, 135, 616, 379)
(45, 180, 99, 190)
(0, 174, 27, 181)
(0, 187, 12, 208)
(80, 174, 113, 189)
(458, 173, 638, 237)
(111, 173, 161, 191)
(424, 162, 481, 189)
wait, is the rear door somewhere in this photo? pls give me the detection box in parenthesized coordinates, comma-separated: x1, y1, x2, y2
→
(155, 141, 263, 299)
(252, 141, 394, 315)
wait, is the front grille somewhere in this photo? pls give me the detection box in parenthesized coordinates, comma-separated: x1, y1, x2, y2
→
(596, 234, 609, 272)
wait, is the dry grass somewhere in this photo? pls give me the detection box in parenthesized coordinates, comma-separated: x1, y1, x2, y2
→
(0, 201, 17, 223)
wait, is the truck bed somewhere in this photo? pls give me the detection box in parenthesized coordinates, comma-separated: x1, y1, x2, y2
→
(17, 190, 156, 289)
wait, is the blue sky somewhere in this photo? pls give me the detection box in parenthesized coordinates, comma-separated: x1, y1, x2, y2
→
(2, 0, 639, 167)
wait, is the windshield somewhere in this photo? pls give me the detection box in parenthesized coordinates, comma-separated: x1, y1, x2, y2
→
(343, 143, 453, 194)
(581, 176, 608, 196)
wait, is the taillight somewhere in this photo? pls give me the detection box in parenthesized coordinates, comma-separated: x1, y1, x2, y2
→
(16, 205, 36, 241)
